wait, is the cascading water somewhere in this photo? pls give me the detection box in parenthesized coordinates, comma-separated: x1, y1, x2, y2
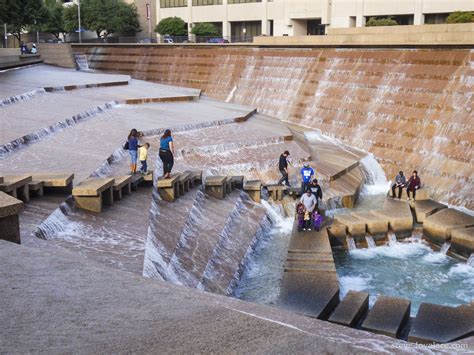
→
(335, 230, 474, 315)
(233, 200, 293, 305)
(346, 237, 357, 250)
(359, 153, 390, 197)
(440, 242, 451, 255)
(365, 235, 376, 249)
(388, 232, 398, 246)
(467, 254, 474, 266)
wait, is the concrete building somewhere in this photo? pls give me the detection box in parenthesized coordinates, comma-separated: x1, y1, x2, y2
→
(151, 0, 474, 38)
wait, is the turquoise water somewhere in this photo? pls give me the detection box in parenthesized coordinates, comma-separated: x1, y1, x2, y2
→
(333, 238, 474, 316)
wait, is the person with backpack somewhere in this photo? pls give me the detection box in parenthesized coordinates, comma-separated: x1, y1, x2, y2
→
(125, 128, 140, 174)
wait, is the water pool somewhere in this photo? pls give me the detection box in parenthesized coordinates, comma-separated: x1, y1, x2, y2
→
(333, 238, 474, 316)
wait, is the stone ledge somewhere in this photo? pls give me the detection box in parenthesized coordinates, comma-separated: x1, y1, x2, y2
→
(0, 191, 23, 218)
(424, 208, 474, 244)
(414, 199, 447, 224)
(334, 214, 366, 237)
(351, 211, 388, 236)
(450, 227, 474, 258)
(361, 295, 411, 339)
(409, 302, 474, 344)
(72, 178, 115, 197)
(329, 291, 369, 328)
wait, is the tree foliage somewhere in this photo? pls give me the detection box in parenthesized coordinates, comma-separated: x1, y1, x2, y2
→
(191, 22, 219, 37)
(63, 0, 141, 39)
(155, 17, 187, 36)
(366, 17, 398, 27)
(41, 0, 67, 40)
(446, 11, 474, 24)
(0, 0, 46, 41)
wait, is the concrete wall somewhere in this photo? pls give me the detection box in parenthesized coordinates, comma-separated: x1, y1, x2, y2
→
(0, 48, 20, 64)
(37, 44, 75, 68)
(152, 0, 474, 36)
(72, 44, 474, 210)
(254, 23, 474, 46)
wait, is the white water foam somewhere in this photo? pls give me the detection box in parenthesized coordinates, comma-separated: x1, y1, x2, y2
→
(359, 153, 390, 196)
(349, 241, 431, 260)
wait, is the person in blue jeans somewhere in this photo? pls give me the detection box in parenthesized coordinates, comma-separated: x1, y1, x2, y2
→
(127, 128, 140, 174)
(300, 163, 314, 194)
(159, 129, 175, 179)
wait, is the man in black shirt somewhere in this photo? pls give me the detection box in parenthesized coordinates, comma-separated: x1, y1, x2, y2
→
(278, 150, 290, 186)
(309, 179, 323, 209)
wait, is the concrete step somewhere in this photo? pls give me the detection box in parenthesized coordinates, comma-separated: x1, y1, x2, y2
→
(284, 261, 337, 273)
(334, 214, 366, 237)
(371, 198, 413, 235)
(413, 199, 447, 223)
(423, 208, 474, 245)
(450, 226, 474, 258)
(328, 290, 369, 328)
(408, 302, 474, 344)
(199, 195, 267, 294)
(350, 211, 389, 236)
(361, 295, 411, 339)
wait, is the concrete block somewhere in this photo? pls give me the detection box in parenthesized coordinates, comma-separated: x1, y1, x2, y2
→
(205, 176, 226, 200)
(230, 175, 244, 189)
(372, 199, 413, 234)
(113, 176, 132, 201)
(224, 176, 234, 194)
(28, 181, 44, 197)
(73, 195, 103, 213)
(265, 184, 287, 201)
(0, 192, 23, 244)
(73, 178, 115, 213)
(334, 214, 366, 237)
(157, 174, 179, 202)
(0, 175, 33, 203)
(243, 180, 262, 203)
(278, 272, 339, 320)
(424, 208, 474, 244)
(361, 296, 411, 339)
(329, 291, 369, 327)
(178, 173, 191, 196)
(29, 173, 74, 188)
(409, 302, 474, 344)
(72, 178, 115, 196)
(351, 212, 388, 235)
(414, 199, 447, 224)
(327, 223, 347, 239)
(450, 227, 474, 258)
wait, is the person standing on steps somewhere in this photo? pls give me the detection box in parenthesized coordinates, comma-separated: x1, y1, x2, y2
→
(300, 189, 317, 231)
(309, 179, 323, 210)
(126, 128, 140, 175)
(300, 163, 314, 194)
(159, 129, 175, 179)
(278, 150, 291, 186)
(406, 170, 421, 201)
(391, 171, 406, 199)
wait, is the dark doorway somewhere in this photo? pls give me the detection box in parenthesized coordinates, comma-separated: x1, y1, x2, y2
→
(307, 19, 325, 35)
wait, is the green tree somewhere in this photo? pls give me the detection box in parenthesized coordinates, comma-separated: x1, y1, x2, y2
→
(0, 0, 46, 41)
(446, 11, 474, 24)
(41, 0, 68, 40)
(63, 0, 141, 39)
(366, 17, 398, 27)
(155, 17, 187, 36)
(191, 22, 219, 37)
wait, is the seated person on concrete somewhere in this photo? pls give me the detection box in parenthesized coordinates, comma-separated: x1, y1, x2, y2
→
(406, 170, 421, 201)
(391, 171, 406, 199)
(300, 163, 314, 194)
(30, 44, 37, 54)
(309, 179, 323, 209)
(299, 189, 317, 231)
(20, 42, 28, 54)
(138, 143, 150, 174)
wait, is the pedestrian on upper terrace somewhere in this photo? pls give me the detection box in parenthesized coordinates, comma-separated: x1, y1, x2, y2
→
(126, 128, 140, 175)
(300, 163, 314, 194)
(406, 170, 421, 201)
(159, 129, 174, 179)
(309, 179, 323, 209)
(391, 171, 406, 199)
(278, 150, 290, 186)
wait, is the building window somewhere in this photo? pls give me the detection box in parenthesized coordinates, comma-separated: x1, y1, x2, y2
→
(228, 0, 262, 4)
(192, 0, 222, 5)
(160, 0, 187, 8)
(424, 13, 450, 24)
(231, 21, 261, 42)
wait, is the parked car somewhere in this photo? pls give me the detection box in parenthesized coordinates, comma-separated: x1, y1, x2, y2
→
(207, 38, 229, 44)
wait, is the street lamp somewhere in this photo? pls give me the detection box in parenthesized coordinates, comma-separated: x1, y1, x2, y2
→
(77, 0, 82, 43)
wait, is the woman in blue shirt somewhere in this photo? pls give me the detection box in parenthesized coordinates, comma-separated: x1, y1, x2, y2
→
(159, 129, 175, 179)
(127, 128, 139, 174)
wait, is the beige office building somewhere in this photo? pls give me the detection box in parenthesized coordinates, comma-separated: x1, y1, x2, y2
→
(150, 0, 474, 39)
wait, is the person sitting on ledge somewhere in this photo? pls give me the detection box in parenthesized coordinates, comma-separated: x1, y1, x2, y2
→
(406, 170, 421, 201)
(391, 171, 406, 199)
